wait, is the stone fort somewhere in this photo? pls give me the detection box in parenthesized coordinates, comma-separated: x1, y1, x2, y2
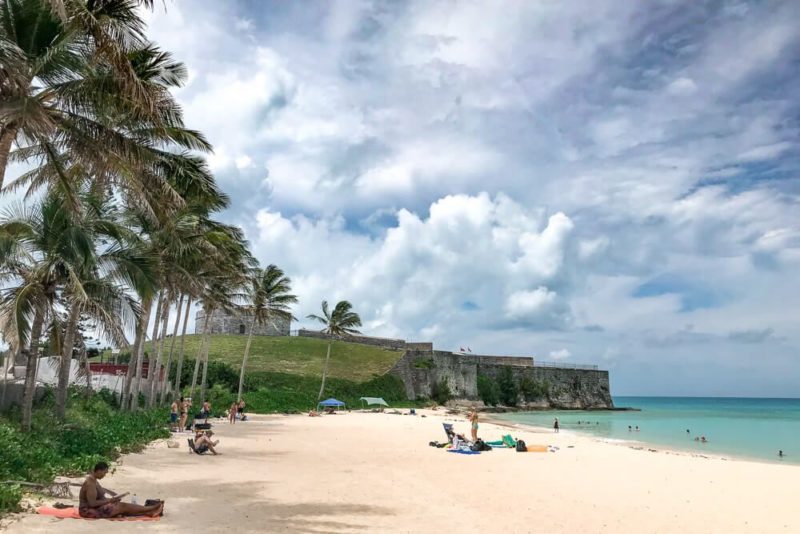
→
(194, 309, 291, 336)
(192, 321, 613, 408)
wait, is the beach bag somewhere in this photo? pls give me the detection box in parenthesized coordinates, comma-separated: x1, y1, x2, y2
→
(516, 439, 527, 452)
(471, 439, 491, 452)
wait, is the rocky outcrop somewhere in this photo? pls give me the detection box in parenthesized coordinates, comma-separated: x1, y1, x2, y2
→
(389, 349, 613, 409)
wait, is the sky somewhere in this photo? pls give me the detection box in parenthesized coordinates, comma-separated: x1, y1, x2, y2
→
(9, 1, 800, 397)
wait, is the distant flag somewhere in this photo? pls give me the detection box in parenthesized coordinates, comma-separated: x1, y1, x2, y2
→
(460, 347, 465, 352)
(467, 347, 472, 352)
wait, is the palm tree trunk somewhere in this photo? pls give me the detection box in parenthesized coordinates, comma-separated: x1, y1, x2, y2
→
(189, 310, 211, 400)
(237, 313, 258, 401)
(144, 294, 164, 404)
(81, 345, 92, 398)
(199, 325, 213, 403)
(129, 299, 154, 411)
(122, 296, 152, 409)
(0, 124, 18, 191)
(0, 345, 12, 410)
(121, 299, 147, 409)
(173, 295, 192, 395)
(21, 309, 45, 432)
(317, 337, 333, 401)
(160, 294, 184, 404)
(55, 304, 81, 420)
(147, 299, 171, 407)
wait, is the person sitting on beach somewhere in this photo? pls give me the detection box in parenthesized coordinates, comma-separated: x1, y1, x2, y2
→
(79, 462, 163, 518)
(228, 401, 238, 425)
(324, 406, 336, 414)
(308, 410, 321, 417)
(194, 430, 220, 455)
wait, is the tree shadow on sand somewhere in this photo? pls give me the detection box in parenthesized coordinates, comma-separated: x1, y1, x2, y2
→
(141, 478, 395, 533)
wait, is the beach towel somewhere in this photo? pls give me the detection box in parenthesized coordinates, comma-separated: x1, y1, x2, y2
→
(526, 445, 549, 453)
(447, 449, 480, 455)
(36, 506, 160, 521)
(486, 434, 517, 448)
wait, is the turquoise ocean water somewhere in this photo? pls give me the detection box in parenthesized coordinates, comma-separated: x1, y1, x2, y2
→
(495, 397, 800, 464)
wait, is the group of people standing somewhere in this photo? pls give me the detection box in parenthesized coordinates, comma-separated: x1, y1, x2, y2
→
(169, 397, 191, 432)
(169, 397, 247, 430)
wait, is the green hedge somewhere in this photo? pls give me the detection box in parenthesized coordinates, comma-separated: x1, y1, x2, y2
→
(173, 358, 412, 414)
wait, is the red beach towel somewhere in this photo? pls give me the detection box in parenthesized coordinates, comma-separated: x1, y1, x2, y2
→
(36, 506, 160, 521)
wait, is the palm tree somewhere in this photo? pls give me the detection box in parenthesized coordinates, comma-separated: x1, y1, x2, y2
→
(307, 301, 362, 401)
(236, 265, 297, 401)
(0, 1, 209, 192)
(0, 189, 153, 421)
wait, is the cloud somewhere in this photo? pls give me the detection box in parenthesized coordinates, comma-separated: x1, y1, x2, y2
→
(13, 0, 795, 396)
(249, 193, 579, 342)
(548, 349, 571, 360)
(728, 328, 775, 344)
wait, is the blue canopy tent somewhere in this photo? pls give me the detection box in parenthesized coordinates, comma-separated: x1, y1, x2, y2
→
(317, 398, 346, 412)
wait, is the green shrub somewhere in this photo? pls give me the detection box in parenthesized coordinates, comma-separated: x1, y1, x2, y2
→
(477, 374, 500, 406)
(497, 367, 519, 406)
(519, 376, 549, 401)
(431, 378, 452, 405)
(0, 484, 22, 514)
(412, 358, 434, 369)
(0, 389, 169, 505)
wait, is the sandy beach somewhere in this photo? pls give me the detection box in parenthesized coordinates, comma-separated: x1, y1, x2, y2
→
(5, 410, 799, 534)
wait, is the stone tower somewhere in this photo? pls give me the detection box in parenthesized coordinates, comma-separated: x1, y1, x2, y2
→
(194, 310, 291, 336)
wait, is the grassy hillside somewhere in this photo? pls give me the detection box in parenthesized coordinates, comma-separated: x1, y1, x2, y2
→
(140, 334, 403, 382)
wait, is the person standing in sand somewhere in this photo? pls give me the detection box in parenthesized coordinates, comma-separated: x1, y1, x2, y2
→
(554, 418, 559, 433)
(469, 409, 479, 441)
(170, 399, 179, 432)
(229, 400, 238, 424)
(179, 397, 189, 432)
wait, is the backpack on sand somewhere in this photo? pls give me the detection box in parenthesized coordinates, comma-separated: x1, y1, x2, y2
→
(471, 438, 491, 452)
(516, 439, 527, 452)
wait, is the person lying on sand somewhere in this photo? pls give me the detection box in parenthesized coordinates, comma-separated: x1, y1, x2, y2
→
(308, 410, 321, 417)
(79, 462, 163, 518)
(195, 430, 220, 455)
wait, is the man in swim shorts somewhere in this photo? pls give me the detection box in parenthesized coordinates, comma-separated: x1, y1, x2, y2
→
(79, 462, 163, 518)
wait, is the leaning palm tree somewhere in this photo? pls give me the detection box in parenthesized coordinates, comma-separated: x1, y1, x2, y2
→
(236, 265, 297, 401)
(0, 0, 209, 192)
(307, 301, 362, 401)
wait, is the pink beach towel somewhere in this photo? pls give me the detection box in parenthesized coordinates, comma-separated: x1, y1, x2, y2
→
(36, 506, 160, 521)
